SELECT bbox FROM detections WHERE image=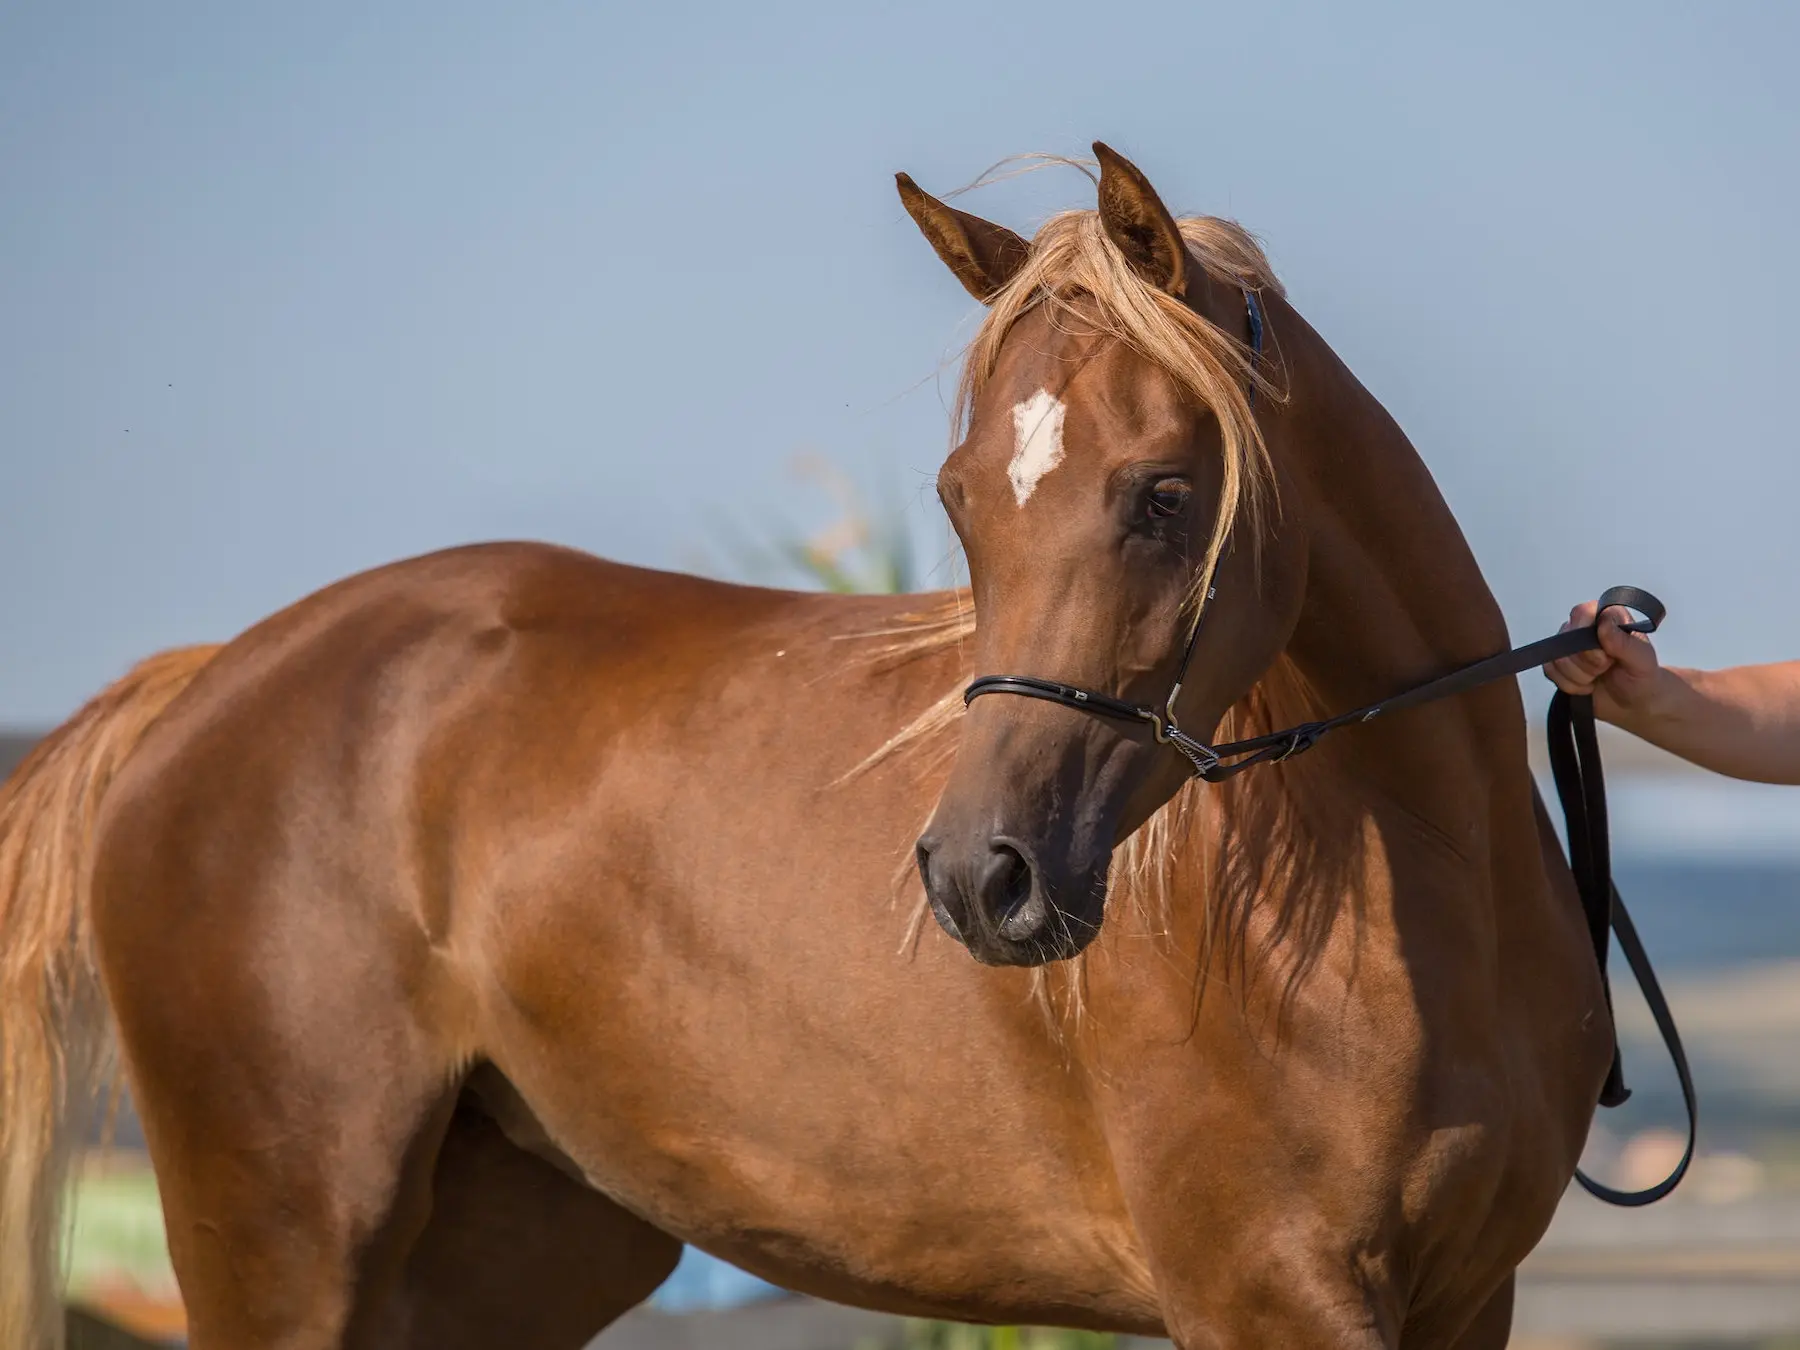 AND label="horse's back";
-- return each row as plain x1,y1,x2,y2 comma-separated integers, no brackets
88,540,813,965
